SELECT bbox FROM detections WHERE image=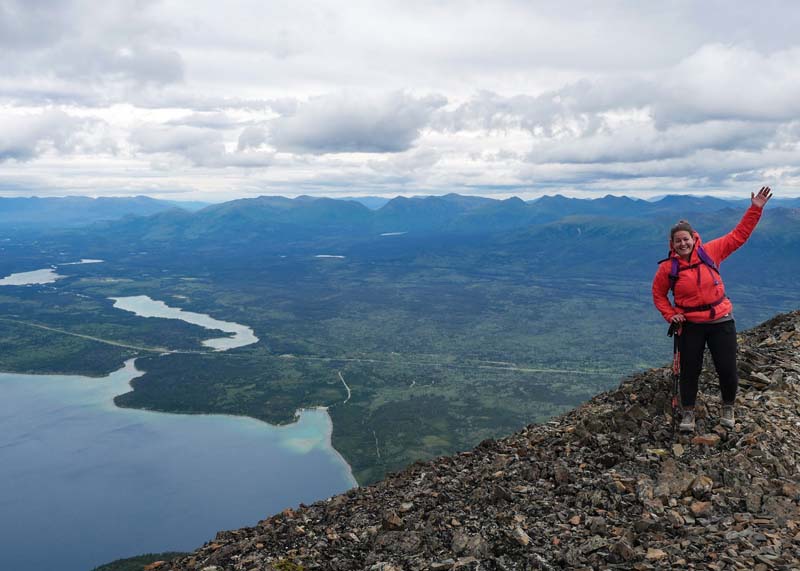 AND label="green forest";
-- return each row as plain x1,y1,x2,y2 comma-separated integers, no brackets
1,195,797,483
